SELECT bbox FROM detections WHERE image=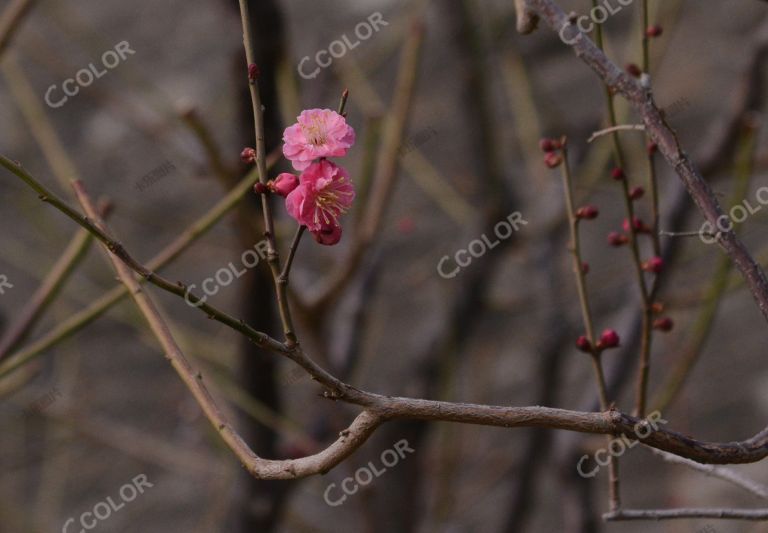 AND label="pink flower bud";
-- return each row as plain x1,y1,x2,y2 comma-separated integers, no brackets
646,25,663,38
597,329,620,350
248,63,260,81
312,224,342,246
576,205,599,220
539,138,557,152
544,151,563,168
607,232,629,247
629,186,645,200
240,147,256,164
653,317,674,332
642,256,664,274
576,336,592,353
270,173,299,197
623,216,651,234
611,167,626,181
